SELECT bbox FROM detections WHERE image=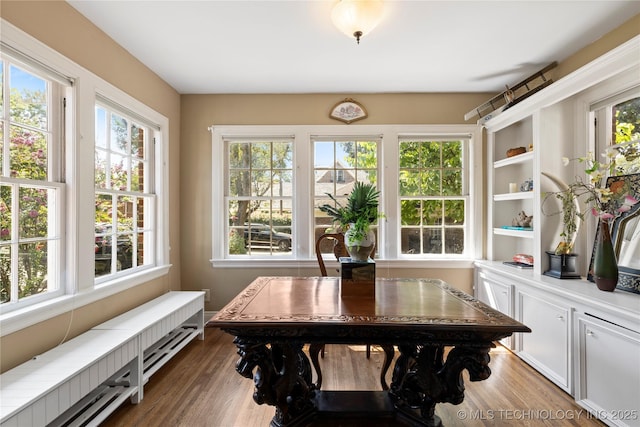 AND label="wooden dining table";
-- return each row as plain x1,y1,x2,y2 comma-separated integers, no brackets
207,276,530,427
